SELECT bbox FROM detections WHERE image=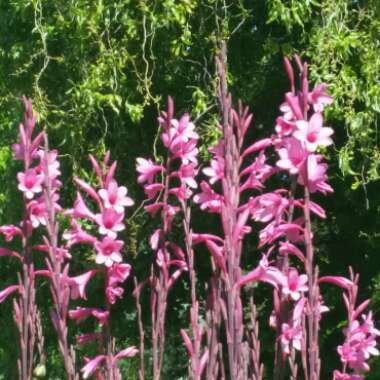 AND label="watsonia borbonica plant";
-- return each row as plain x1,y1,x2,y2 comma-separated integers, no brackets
0,49,378,380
